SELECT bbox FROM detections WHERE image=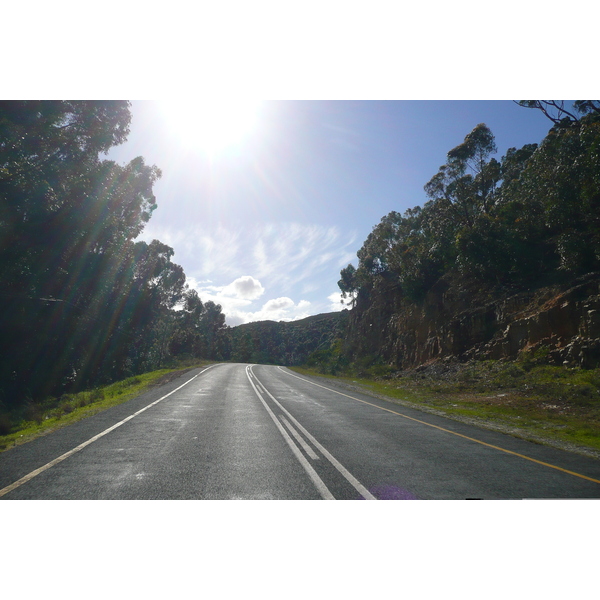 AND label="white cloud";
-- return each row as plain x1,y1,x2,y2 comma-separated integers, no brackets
328,291,348,312
246,297,311,323
263,297,294,311
186,276,311,326
143,221,357,290
142,221,359,324
222,275,265,299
